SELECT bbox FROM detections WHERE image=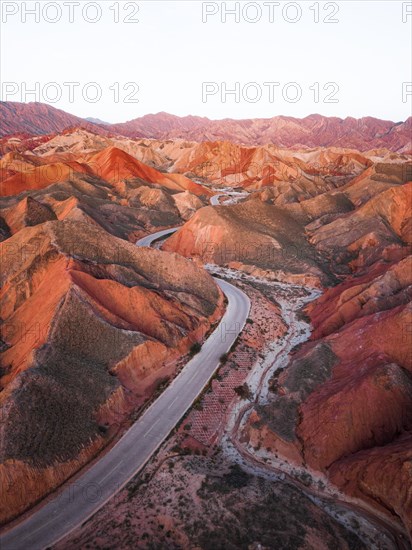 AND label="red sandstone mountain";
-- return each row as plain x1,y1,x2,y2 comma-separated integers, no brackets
0,102,111,138
0,133,220,523
0,146,210,198
0,220,224,523
112,112,412,152
84,146,211,197
162,199,328,287
1,102,411,152
161,149,412,534
0,143,211,243
112,112,208,138
243,254,412,534
163,160,411,282
164,140,373,189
